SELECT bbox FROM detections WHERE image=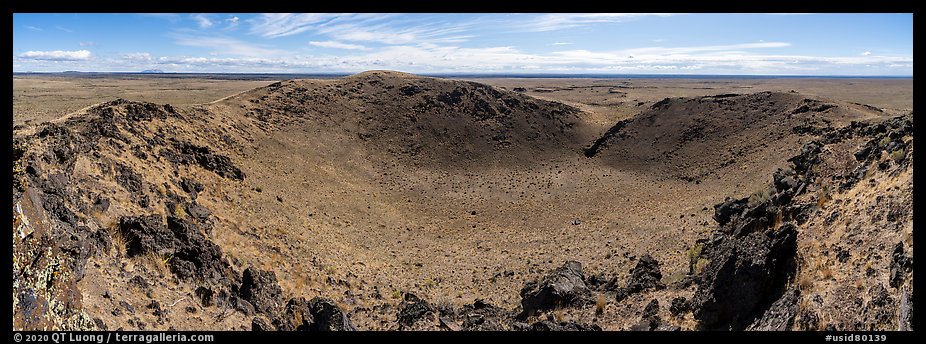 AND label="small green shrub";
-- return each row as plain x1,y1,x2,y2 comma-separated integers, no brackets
879,136,892,148
687,243,704,273
891,148,905,162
